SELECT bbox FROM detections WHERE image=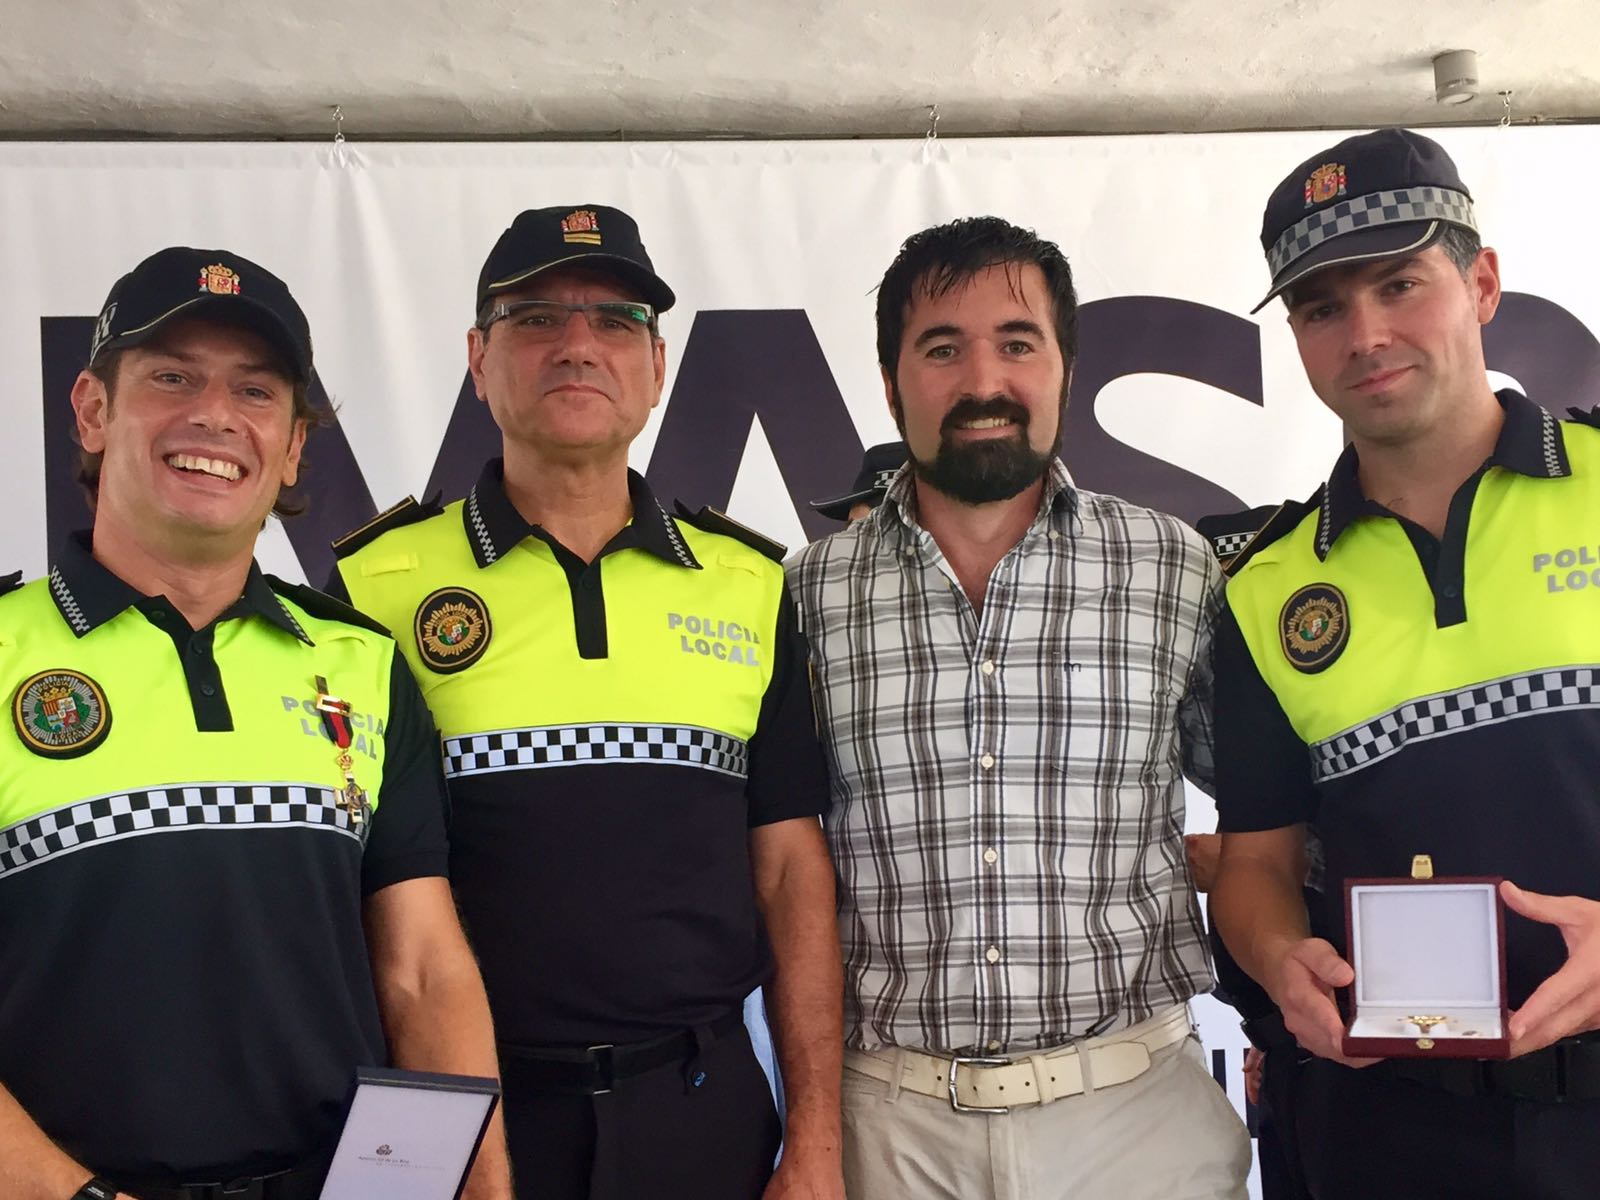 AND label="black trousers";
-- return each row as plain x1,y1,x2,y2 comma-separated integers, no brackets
1257,1047,1311,1200
1293,1057,1600,1200
503,1024,781,1200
